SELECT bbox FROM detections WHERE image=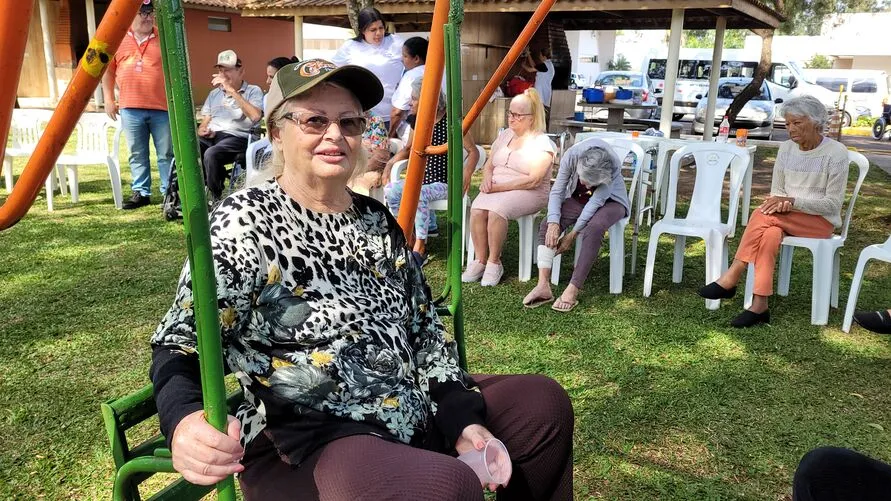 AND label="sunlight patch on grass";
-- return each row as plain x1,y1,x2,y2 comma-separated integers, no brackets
820,330,891,358
695,332,749,360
